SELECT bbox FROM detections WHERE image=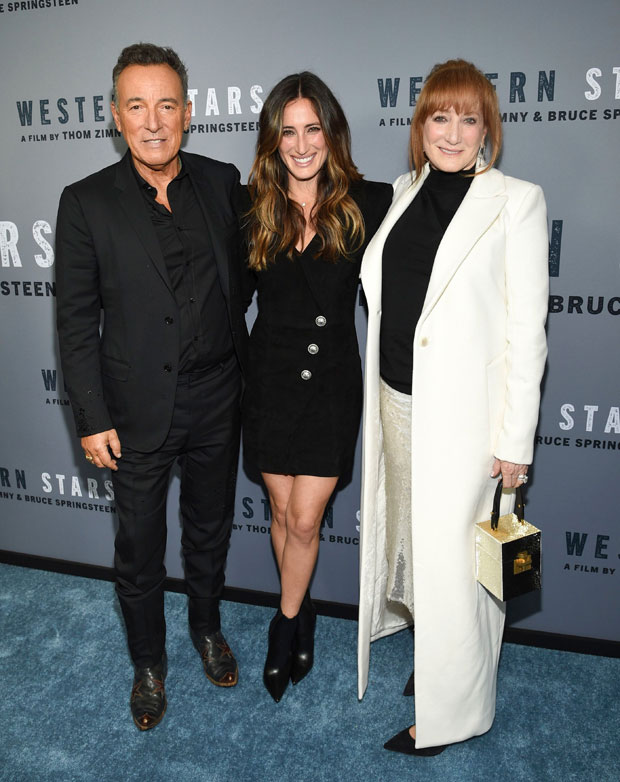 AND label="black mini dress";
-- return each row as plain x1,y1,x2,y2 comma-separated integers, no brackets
243,179,392,477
